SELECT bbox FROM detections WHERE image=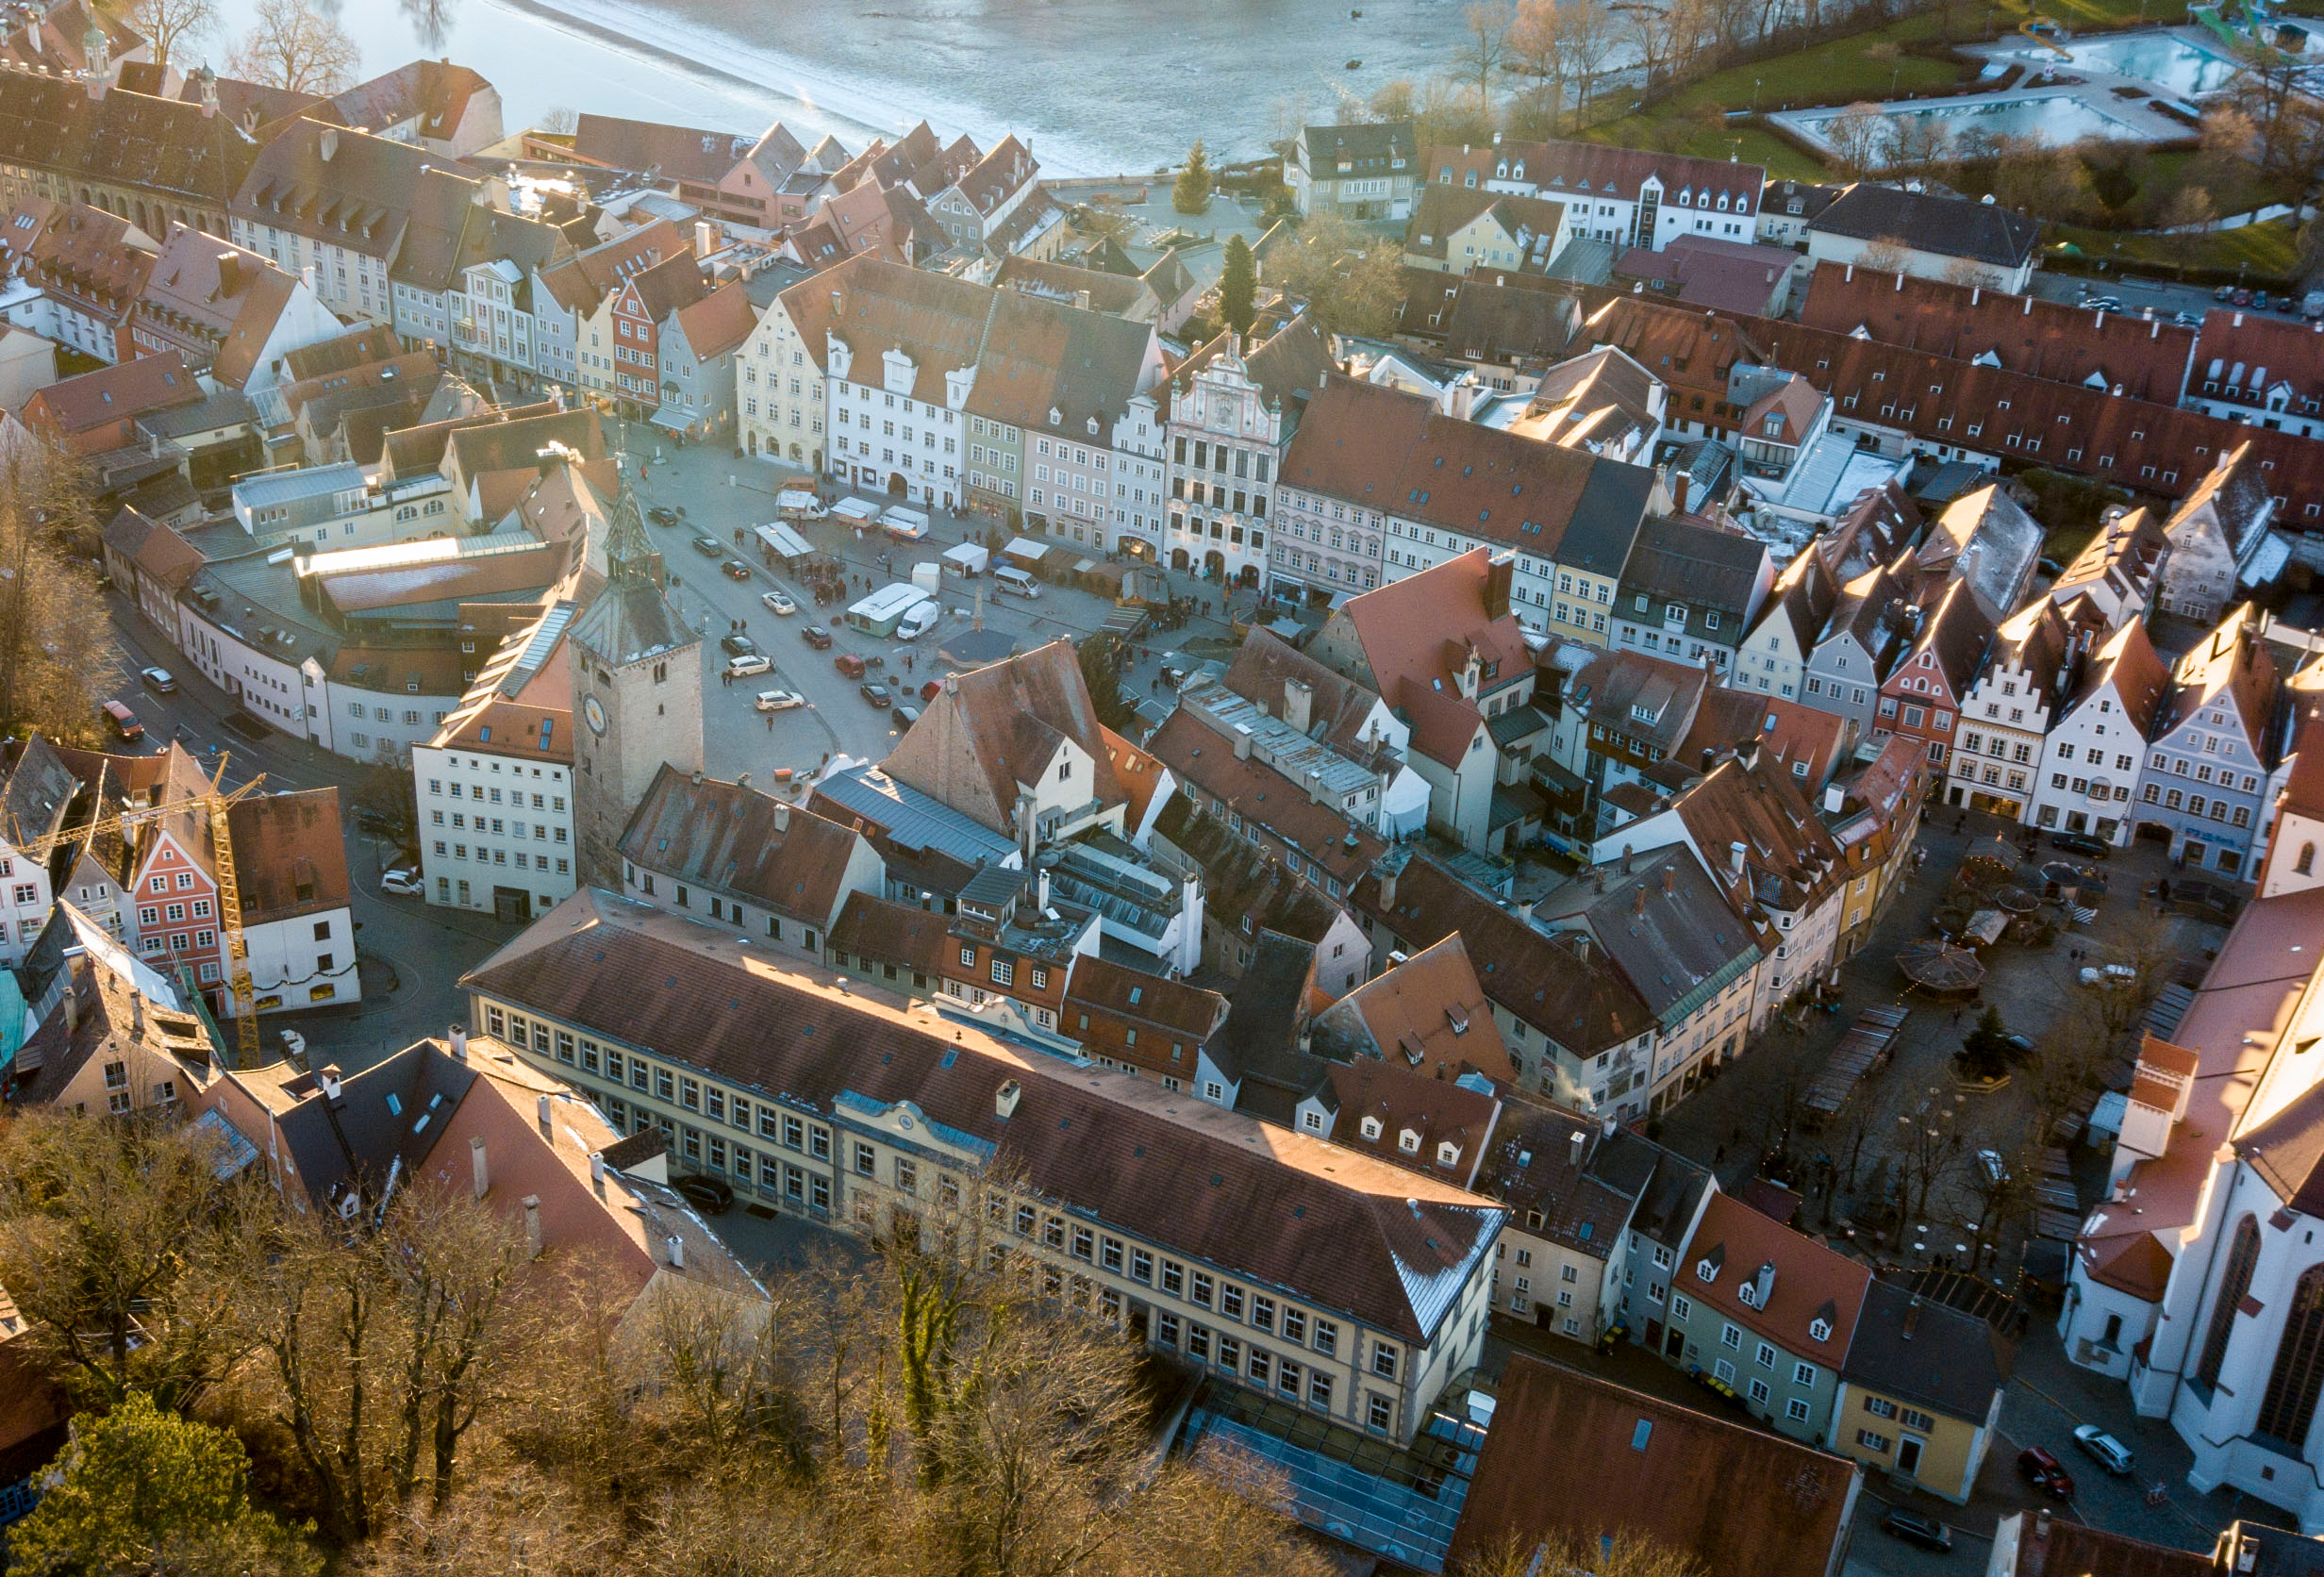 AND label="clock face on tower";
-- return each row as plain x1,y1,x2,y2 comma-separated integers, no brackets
584,695,607,736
